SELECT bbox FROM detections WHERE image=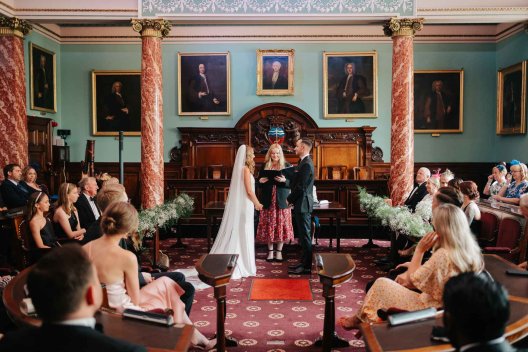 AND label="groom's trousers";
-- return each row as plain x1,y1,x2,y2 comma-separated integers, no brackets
294,208,313,269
